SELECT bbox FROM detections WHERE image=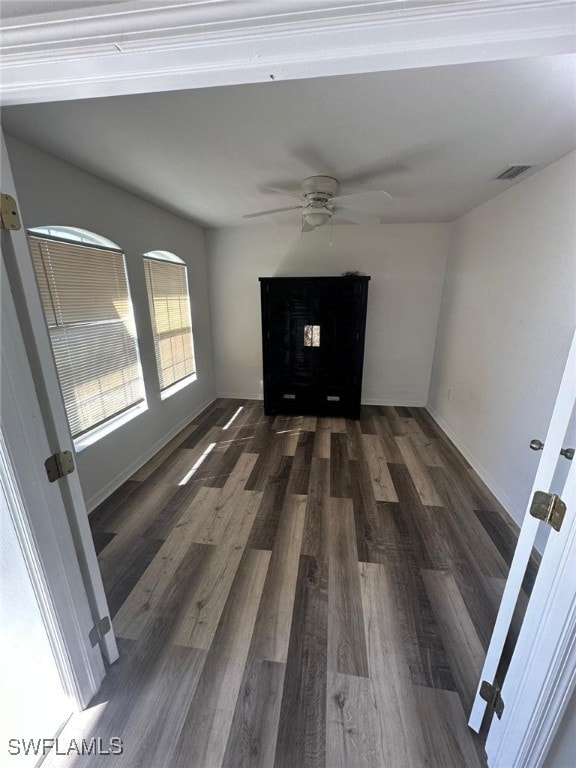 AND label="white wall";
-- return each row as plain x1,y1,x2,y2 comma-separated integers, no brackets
207,223,450,405
428,152,576,534
5,136,216,509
